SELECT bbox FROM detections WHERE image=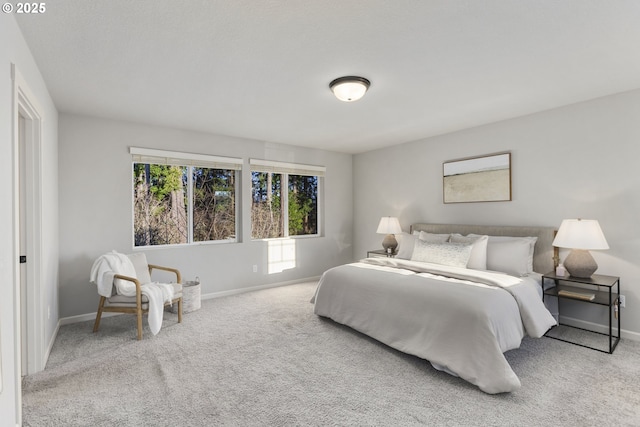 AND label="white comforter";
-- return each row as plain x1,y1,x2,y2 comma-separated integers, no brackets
312,258,557,394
